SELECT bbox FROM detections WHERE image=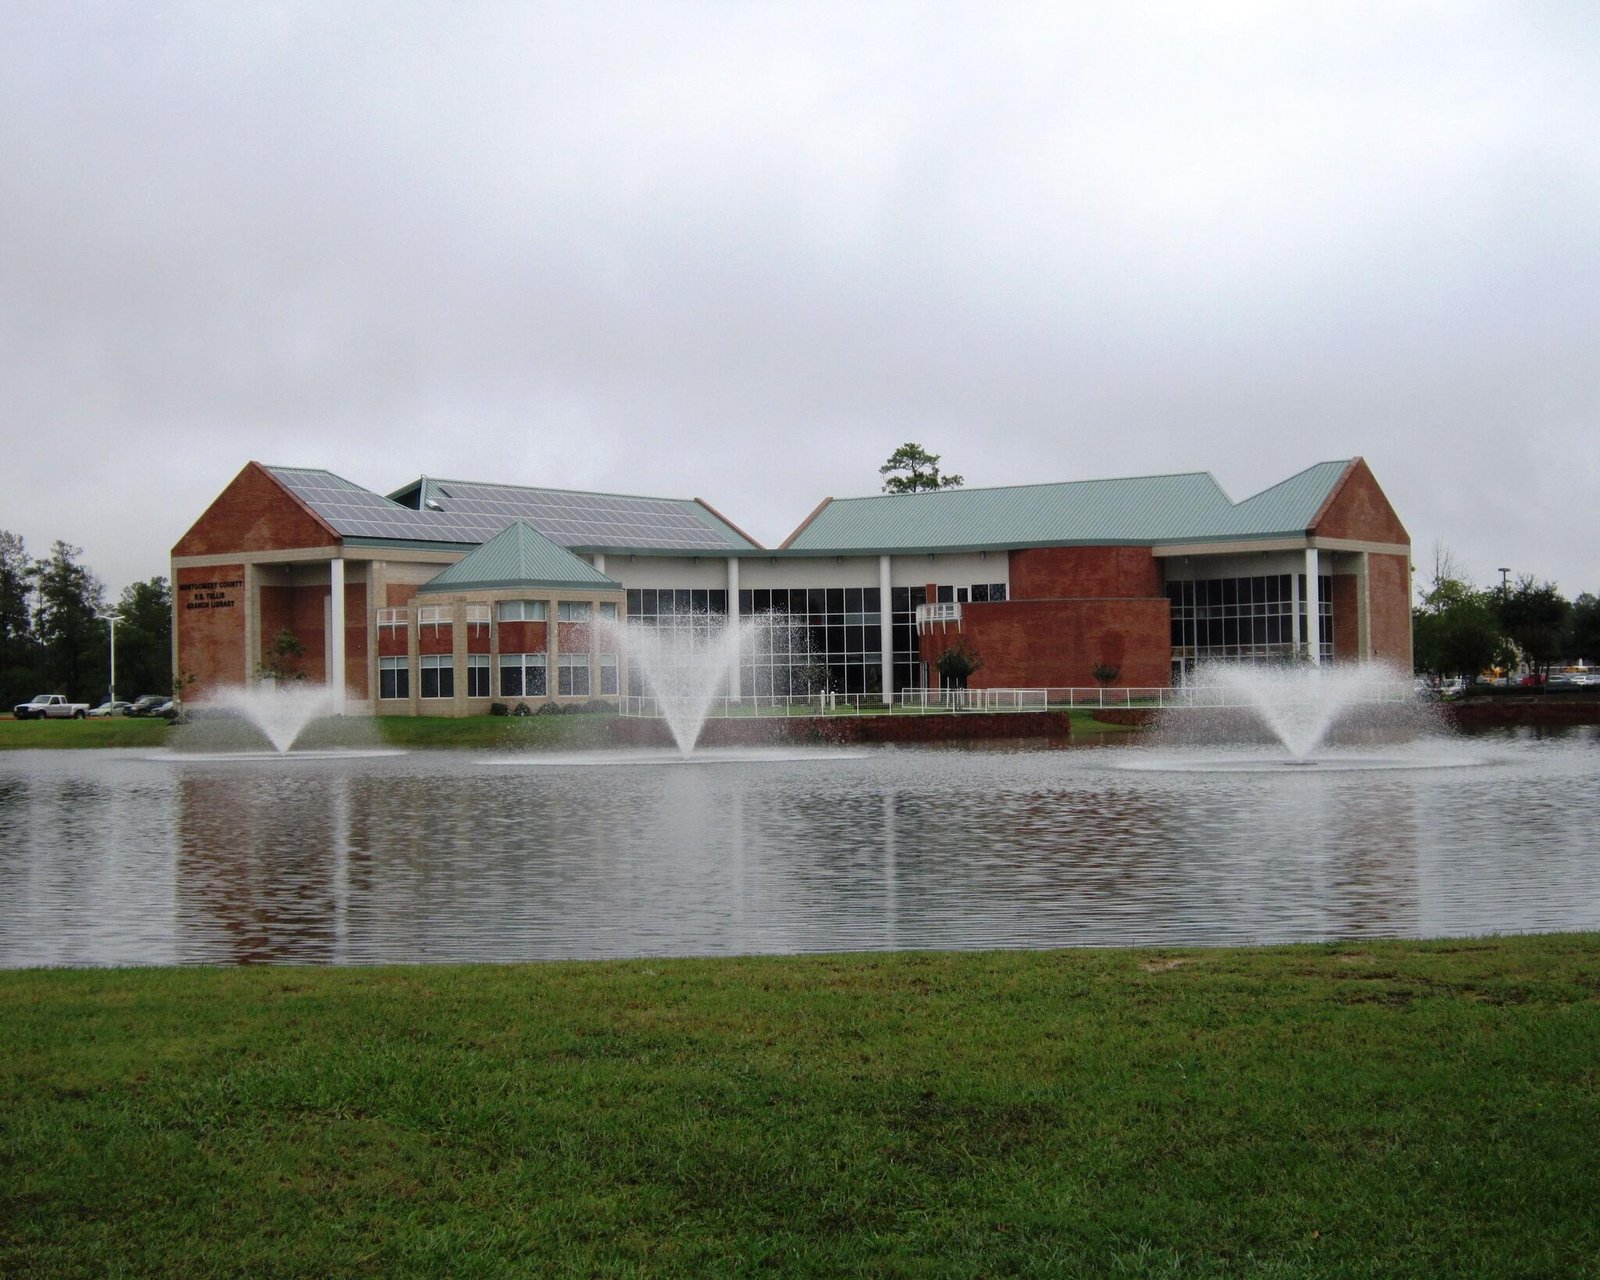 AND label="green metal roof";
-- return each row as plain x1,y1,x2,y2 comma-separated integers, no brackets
418,521,621,594
1204,460,1352,538
781,462,1356,554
